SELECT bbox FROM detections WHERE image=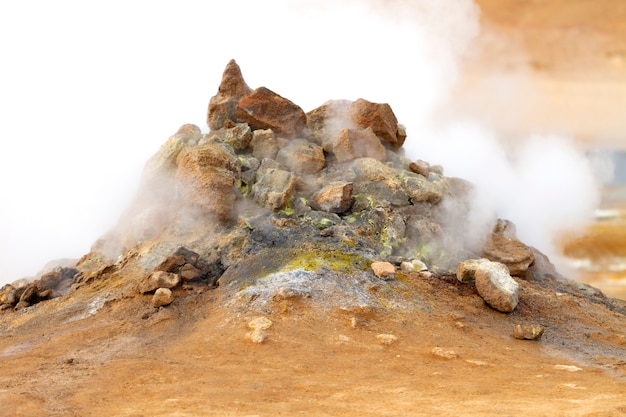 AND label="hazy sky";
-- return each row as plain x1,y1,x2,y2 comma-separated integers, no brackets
0,1,602,285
